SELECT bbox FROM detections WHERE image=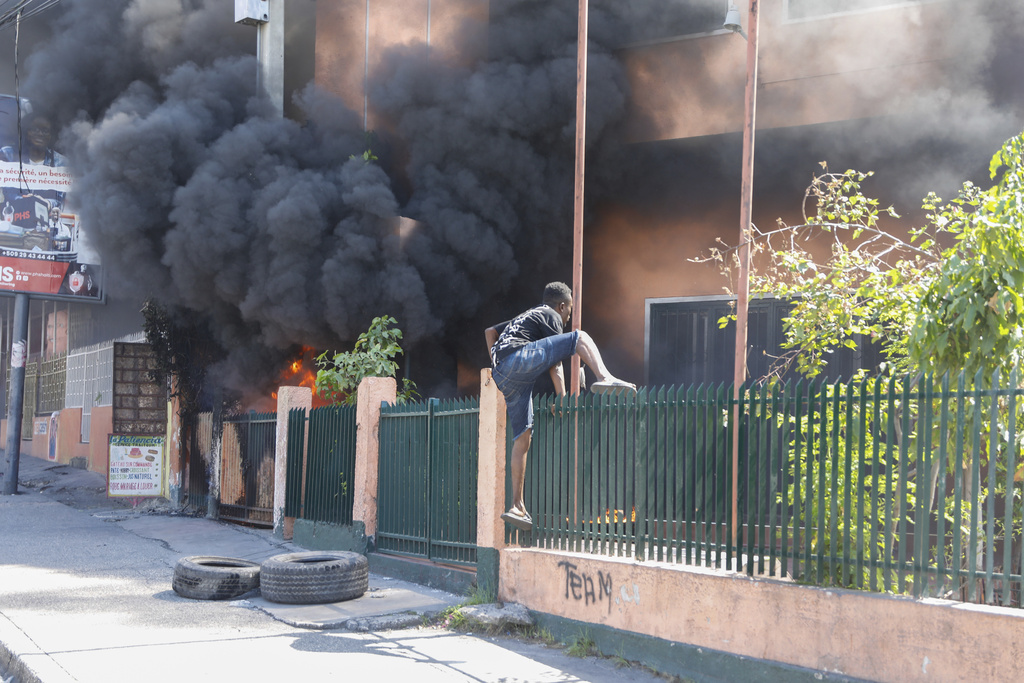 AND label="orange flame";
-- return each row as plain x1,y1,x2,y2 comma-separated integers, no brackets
273,347,330,408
